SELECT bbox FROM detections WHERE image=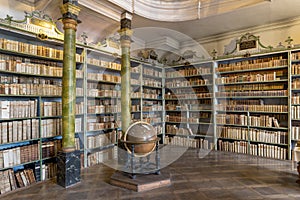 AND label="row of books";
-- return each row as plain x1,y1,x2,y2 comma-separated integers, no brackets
41,140,61,158
87,57,121,71
215,90,287,97
41,118,82,137
86,131,116,149
88,89,121,97
291,64,300,75
0,100,37,119
0,75,63,84
165,92,212,99
87,122,116,131
165,78,210,88
87,82,118,90
292,78,300,89
165,114,187,123
291,106,300,119
0,144,39,169
291,52,300,61
142,116,162,124
218,140,287,159
216,104,288,113
142,105,163,112
292,94,300,104
131,92,160,99
216,71,285,84
0,119,39,144
87,146,117,167
88,104,121,114
0,55,61,75
164,136,212,149
87,73,121,83
41,102,84,116
0,83,62,96
41,162,57,181
221,83,285,92
41,119,62,138
0,38,84,63
165,66,211,78
216,56,288,73
292,126,300,140
216,114,281,128
166,125,192,135
217,126,288,144
142,78,162,88
143,67,162,78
